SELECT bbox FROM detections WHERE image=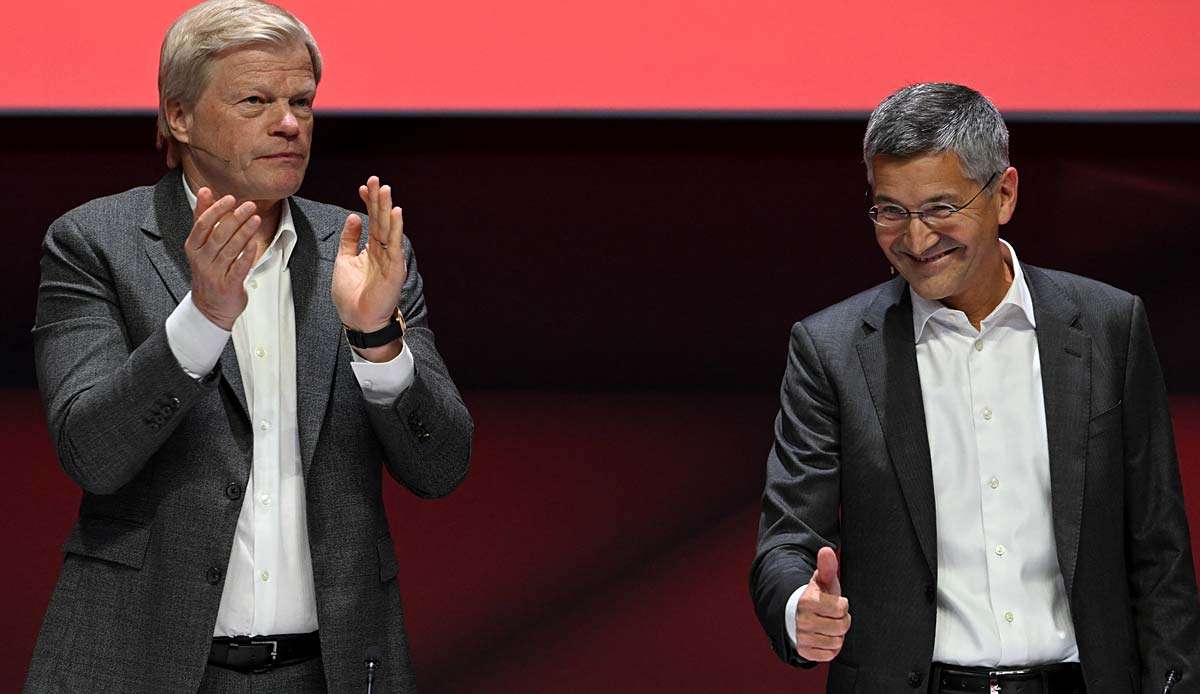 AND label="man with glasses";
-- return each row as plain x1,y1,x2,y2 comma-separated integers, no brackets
750,83,1199,693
